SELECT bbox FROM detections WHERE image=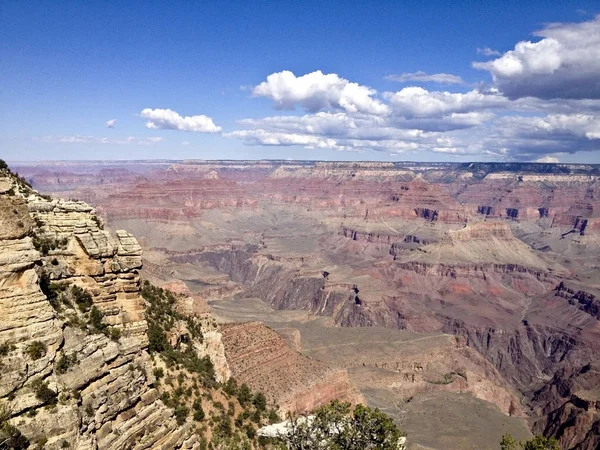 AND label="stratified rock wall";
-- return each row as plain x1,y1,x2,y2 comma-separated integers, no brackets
220,322,363,414
0,173,205,449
